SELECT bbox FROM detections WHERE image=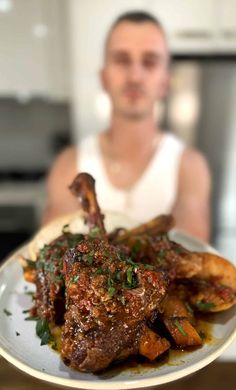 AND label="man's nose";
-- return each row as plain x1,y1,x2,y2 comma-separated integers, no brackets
127,62,145,82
